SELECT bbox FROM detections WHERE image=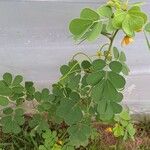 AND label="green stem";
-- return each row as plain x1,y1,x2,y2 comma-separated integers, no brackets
29,134,38,149
72,52,92,63
101,32,111,39
99,43,110,51
115,138,123,150
60,129,68,140
144,31,150,50
59,62,79,82
105,29,119,60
